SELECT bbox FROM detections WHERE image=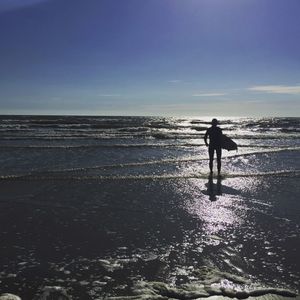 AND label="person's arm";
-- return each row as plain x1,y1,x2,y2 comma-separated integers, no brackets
204,129,209,146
